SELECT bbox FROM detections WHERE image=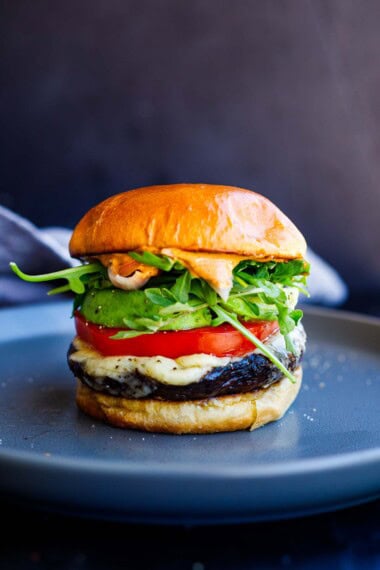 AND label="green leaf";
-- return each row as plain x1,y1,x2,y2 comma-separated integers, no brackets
123,316,162,331
230,284,264,297
272,260,309,280
189,279,204,301
201,281,218,306
9,261,104,295
290,309,303,326
189,279,218,305
72,292,85,314
277,306,297,334
244,300,261,317
111,330,153,339
159,301,207,316
144,289,174,307
258,281,283,298
47,284,73,296
233,259,309,287
234,260,271,280
171,270,192,303
128,251,175,271
254,264,273,279
212,306,297,384
211,315,225,327
222,297,260,320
